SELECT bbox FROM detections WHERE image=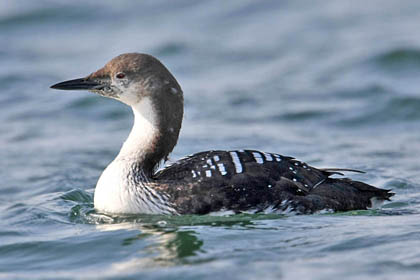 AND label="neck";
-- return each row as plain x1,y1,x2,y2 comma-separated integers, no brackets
116,97,159,175
116,93,183,177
